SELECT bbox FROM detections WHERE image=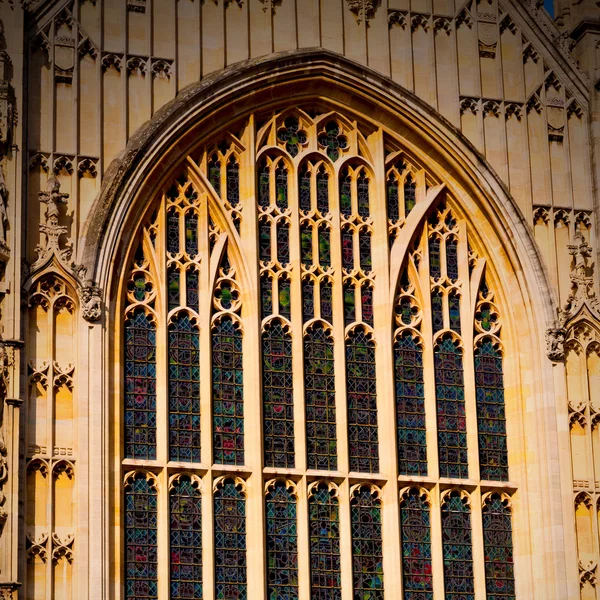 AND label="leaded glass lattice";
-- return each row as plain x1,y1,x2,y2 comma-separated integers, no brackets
125,311,157,460
387,173,399,222
304,324,337,471
214,479,247,600
320,279,333,323
483,494,515,600
316,169,329,214
347,328,379,473
186,267,199,313
395,334,427,476
227,158,240,209
435,337,468,479
400,488,433,600
265,481,299,600
404,177,416,215
308,483,341,599
476,340,509,481
262,320,295,468
168,313,201,463
125,473,158,599
351,486,384,599
170,476,202,599
212,318,244,466
302,278,315,322
441,492,474,600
